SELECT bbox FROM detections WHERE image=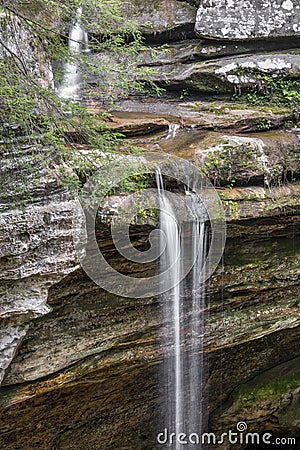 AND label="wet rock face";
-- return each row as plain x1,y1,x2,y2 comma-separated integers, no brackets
0,361,159,450
195,0,300,41
210,356,300,450
194,130,300,187
212,357,300,425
